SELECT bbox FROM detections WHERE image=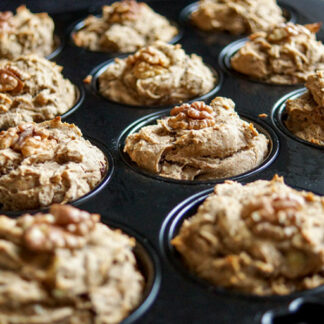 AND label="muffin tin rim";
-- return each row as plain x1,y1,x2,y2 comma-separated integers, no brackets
117,108,279,185
68,12,184,55
46,33,65,60
87,56,223,109
102,219,162,324
271,88,324,150
1,135,114,217
159,184,324,301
